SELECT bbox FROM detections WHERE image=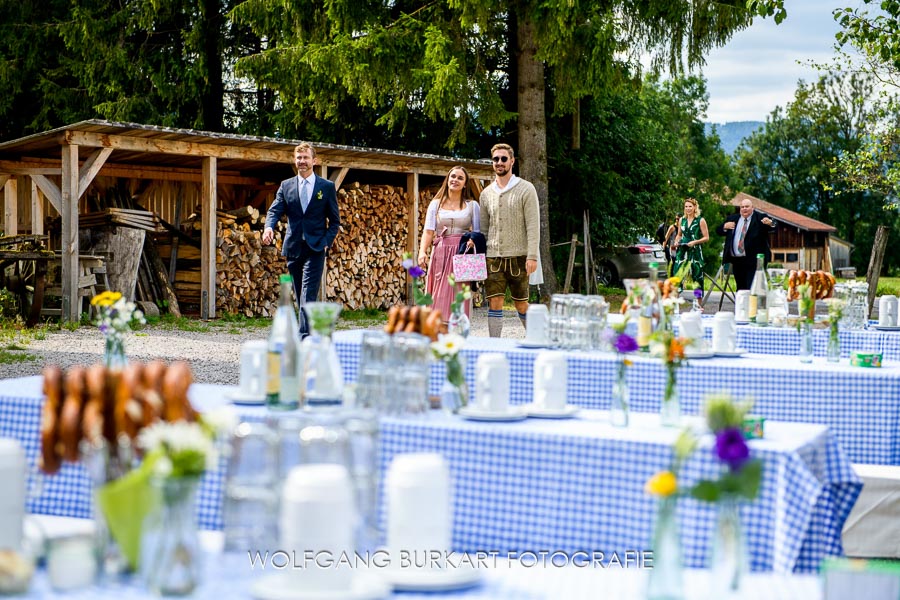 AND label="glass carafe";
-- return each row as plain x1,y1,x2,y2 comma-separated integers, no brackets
301,302,345,407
